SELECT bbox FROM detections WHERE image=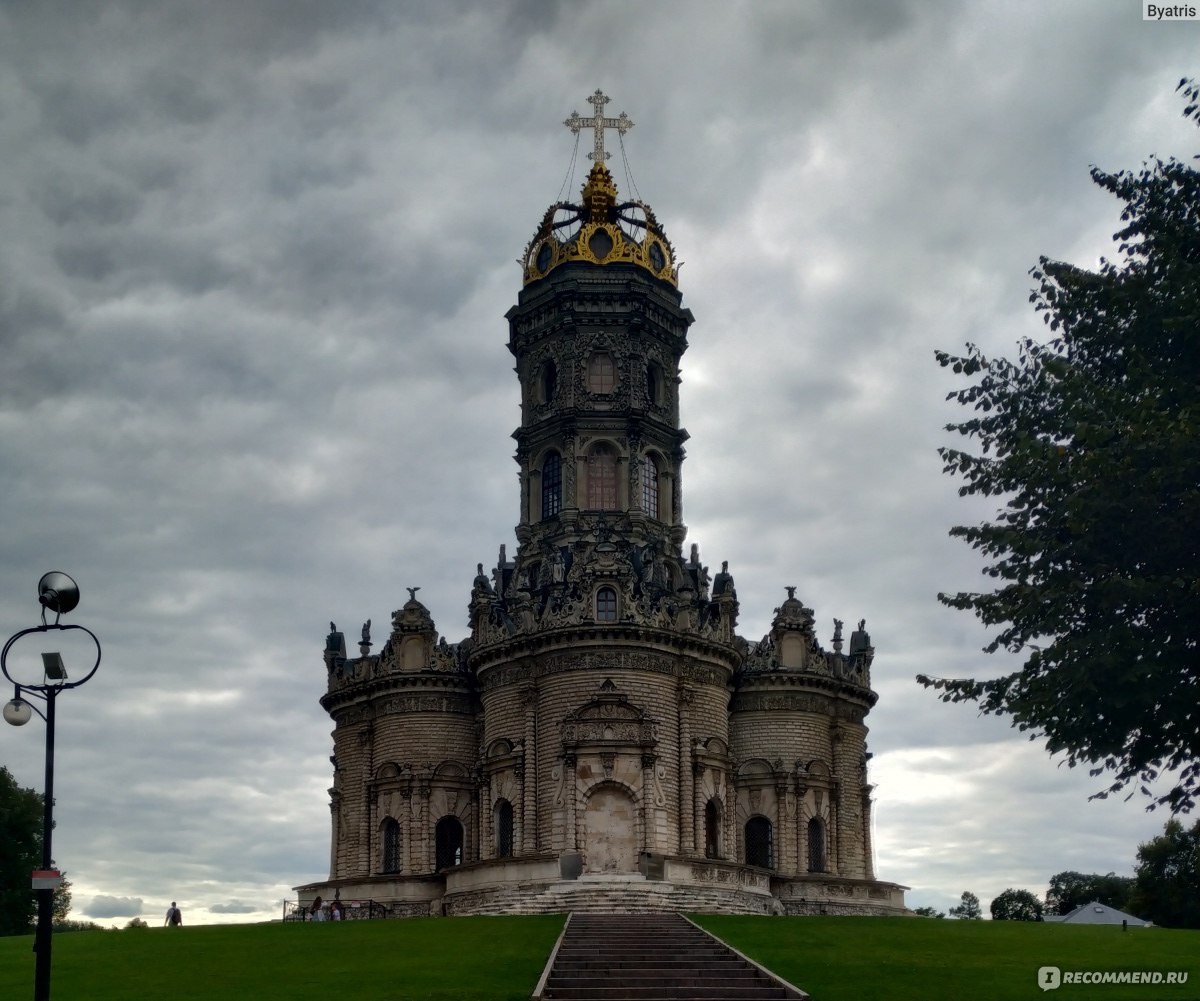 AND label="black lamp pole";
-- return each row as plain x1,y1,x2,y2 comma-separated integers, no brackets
34,687,56,1001
2,573,100,1001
